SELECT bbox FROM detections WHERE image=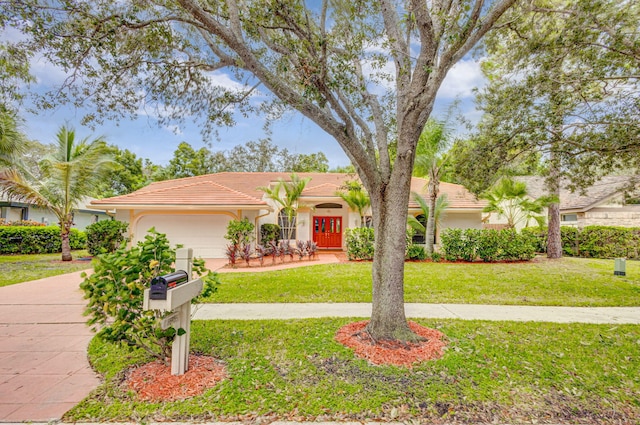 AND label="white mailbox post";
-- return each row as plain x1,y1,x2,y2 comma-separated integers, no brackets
143,248,203,375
